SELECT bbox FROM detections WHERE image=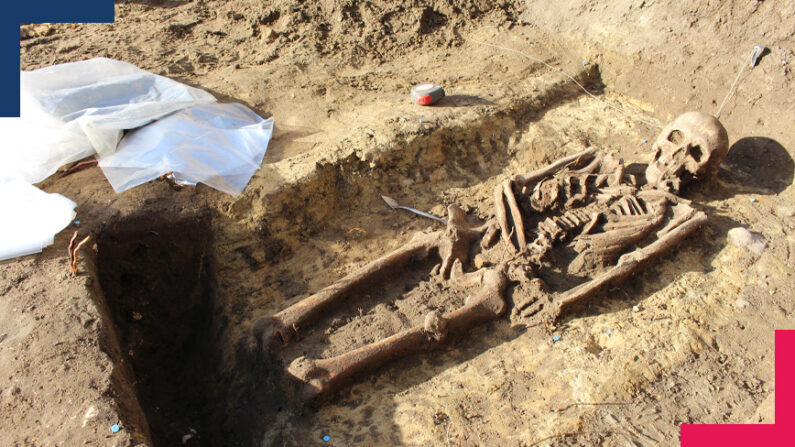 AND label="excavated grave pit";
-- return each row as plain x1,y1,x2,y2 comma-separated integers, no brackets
96,214,219,445
91,67,676,446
